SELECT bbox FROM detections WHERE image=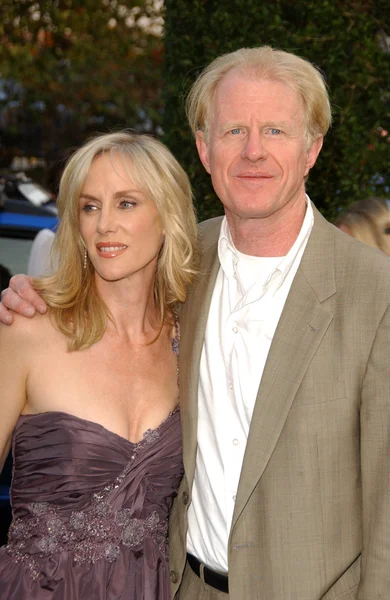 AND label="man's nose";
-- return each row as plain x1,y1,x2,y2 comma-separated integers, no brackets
96,207,118,234
241,131,267,162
